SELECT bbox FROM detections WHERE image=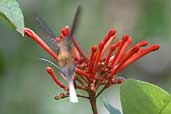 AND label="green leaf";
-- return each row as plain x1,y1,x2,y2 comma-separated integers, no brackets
120,79,171,114
0,0,24,36
104,99,121,114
